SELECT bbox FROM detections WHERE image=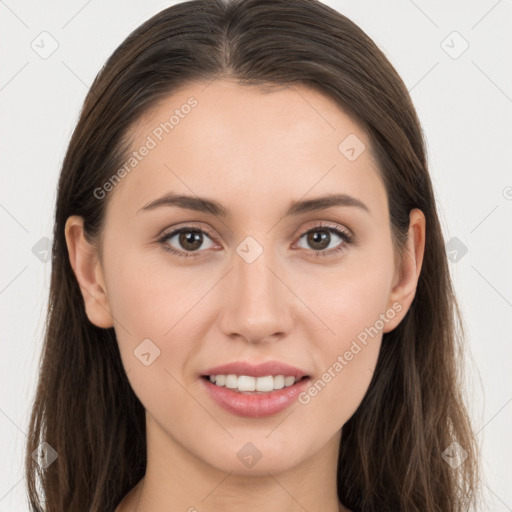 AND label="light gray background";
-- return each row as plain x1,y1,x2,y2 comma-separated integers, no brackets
1,1,511,510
